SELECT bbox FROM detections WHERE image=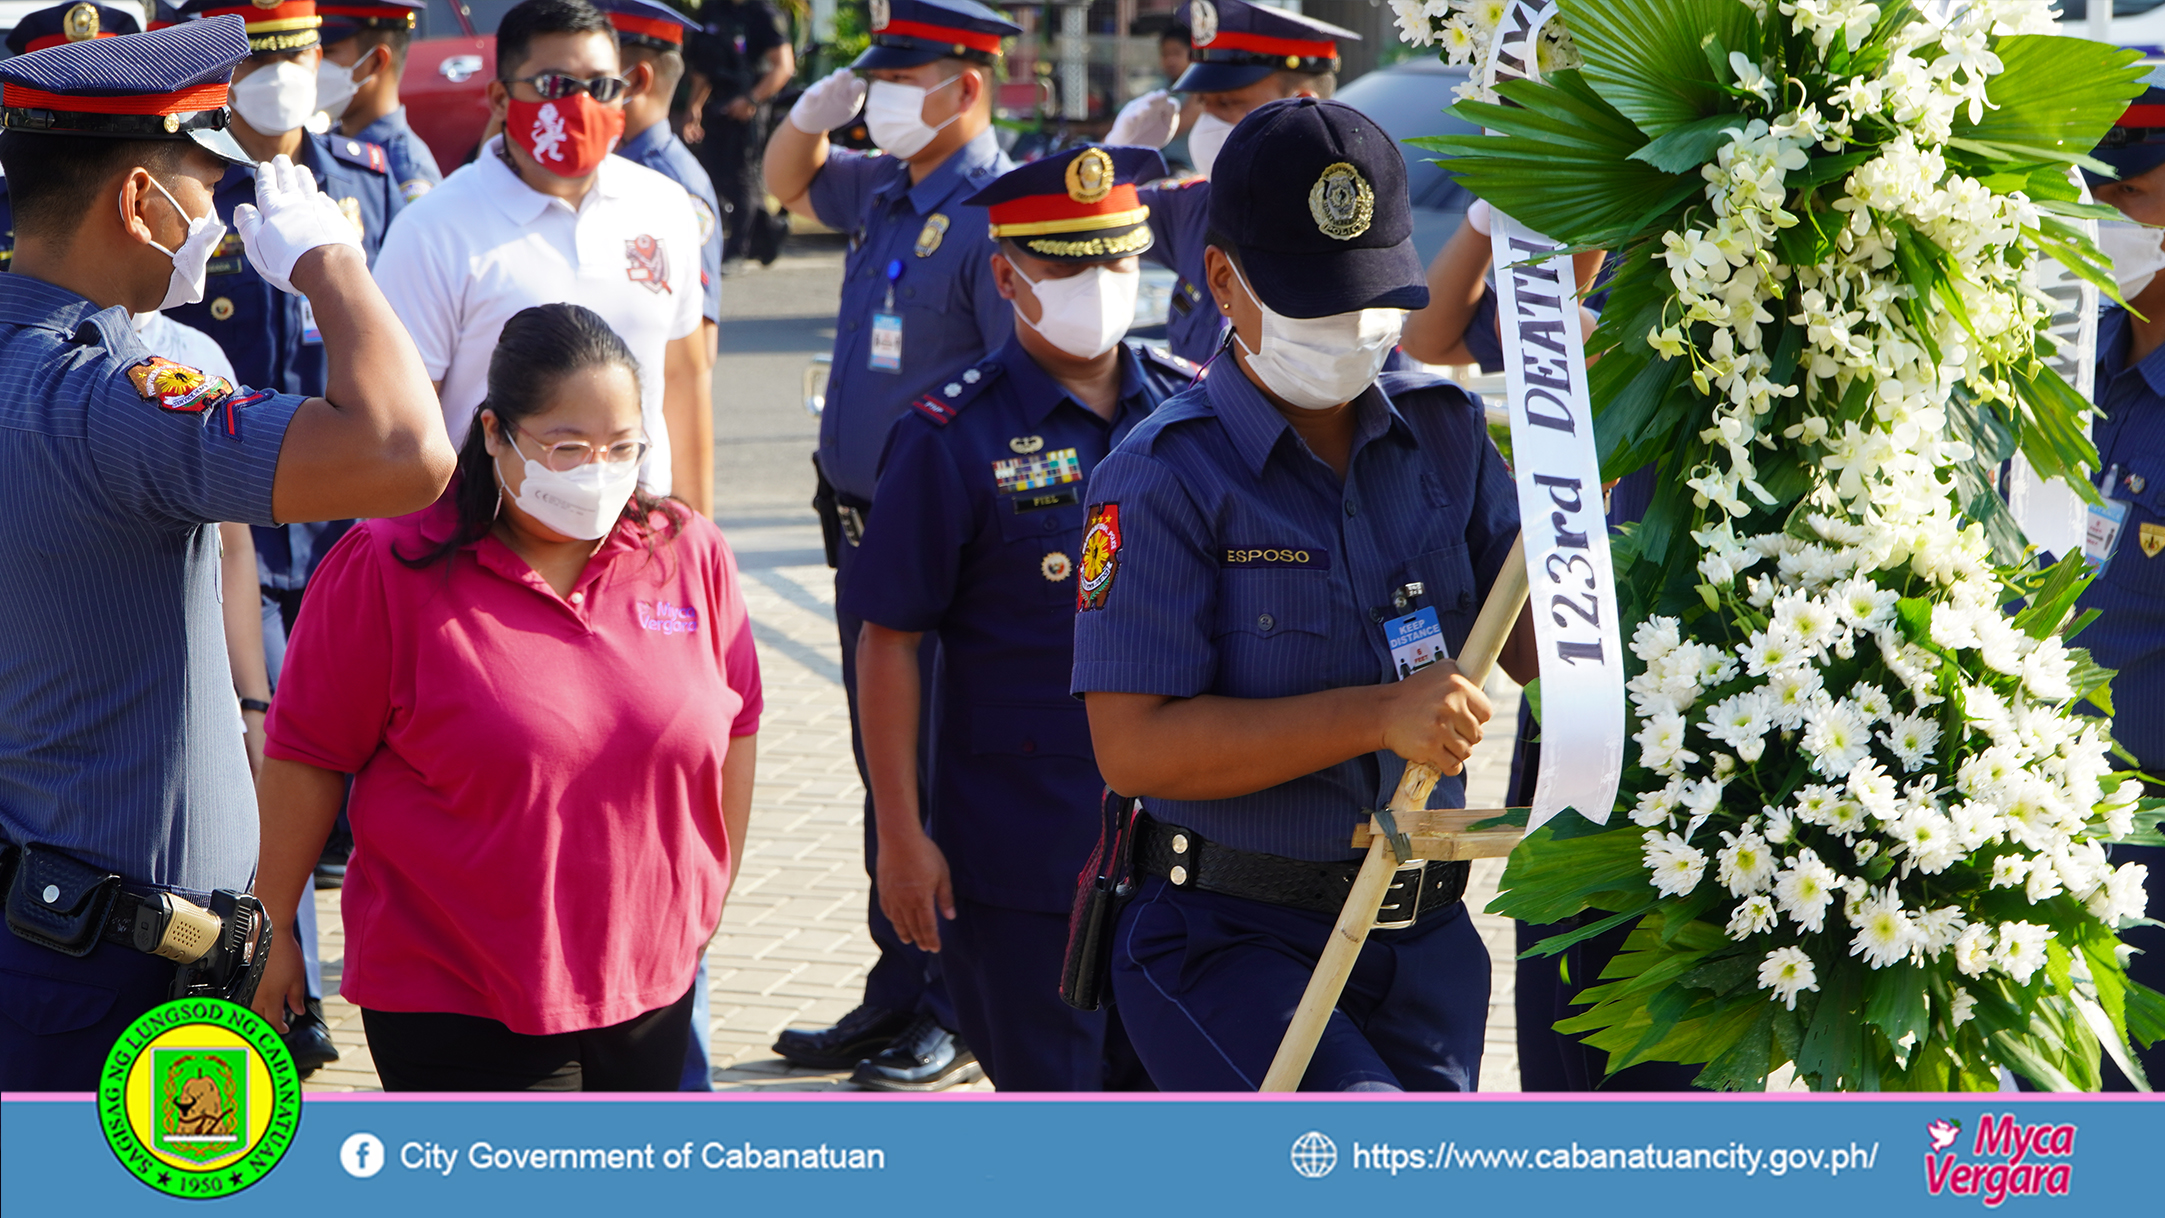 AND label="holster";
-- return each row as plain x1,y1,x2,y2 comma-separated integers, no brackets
811,453,842,569
1060,787,1141,1012
5,844,122,957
